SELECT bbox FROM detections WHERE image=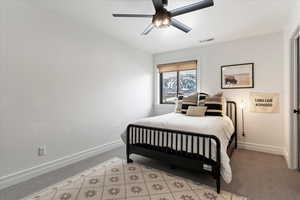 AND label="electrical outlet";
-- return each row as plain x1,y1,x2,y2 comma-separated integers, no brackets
38,146,46,156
